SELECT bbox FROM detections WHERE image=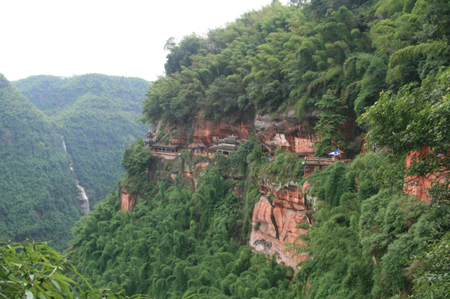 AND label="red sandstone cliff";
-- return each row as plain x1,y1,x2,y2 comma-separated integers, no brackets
404,146,450,202
121,188,134,211
164,111,253,148
128,110,360,270
254,111,318,156
249,182,310,269
153,109,323,156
